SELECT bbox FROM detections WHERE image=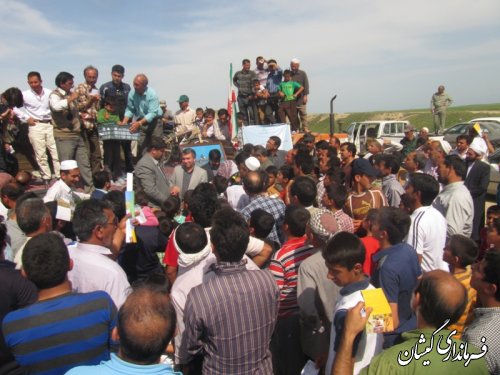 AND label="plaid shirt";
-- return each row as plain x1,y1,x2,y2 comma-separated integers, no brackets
463,307,500,374
183,261,279,374
240,195,286,245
